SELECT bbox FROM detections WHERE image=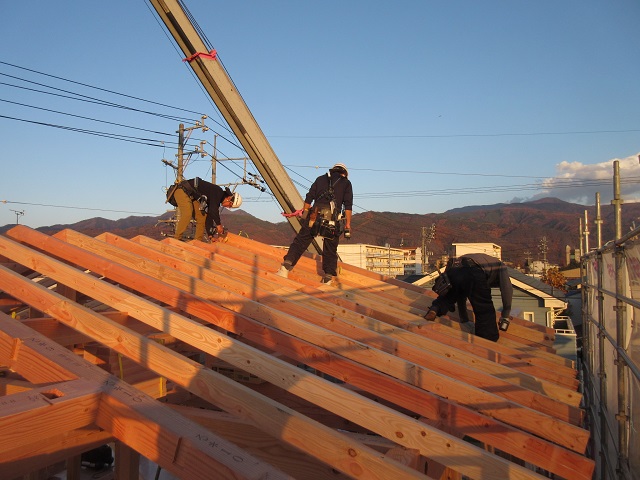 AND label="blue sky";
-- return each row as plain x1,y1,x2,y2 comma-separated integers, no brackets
2,1,640,231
